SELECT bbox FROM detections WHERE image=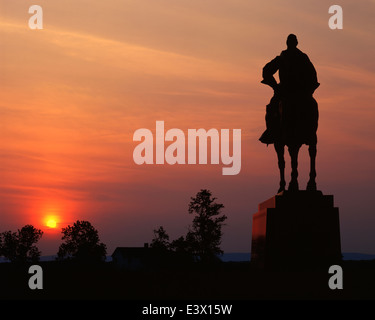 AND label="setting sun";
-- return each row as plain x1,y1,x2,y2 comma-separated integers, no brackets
45,217,58,229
